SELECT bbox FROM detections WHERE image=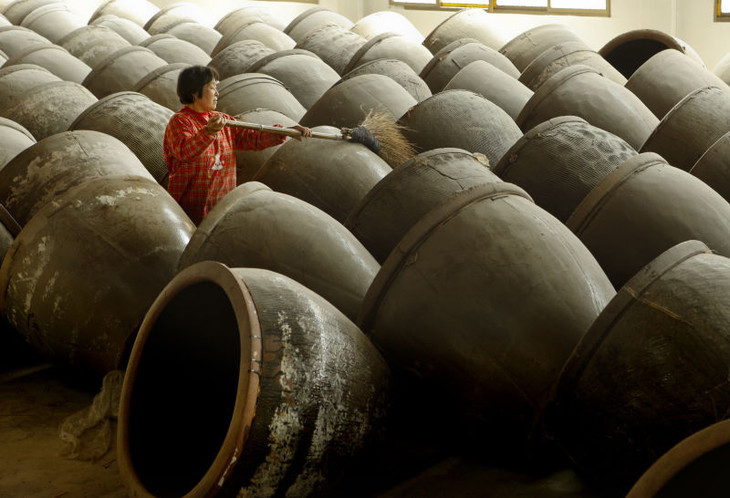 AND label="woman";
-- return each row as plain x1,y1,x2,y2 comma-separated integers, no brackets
163,65,311,224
